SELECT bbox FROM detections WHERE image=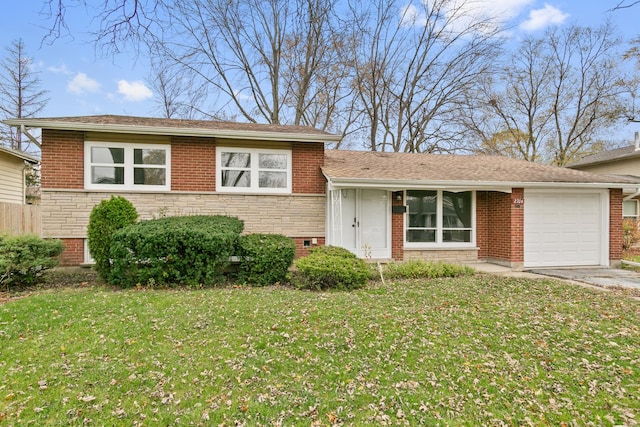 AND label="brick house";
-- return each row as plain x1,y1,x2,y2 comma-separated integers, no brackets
3,115,635,269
